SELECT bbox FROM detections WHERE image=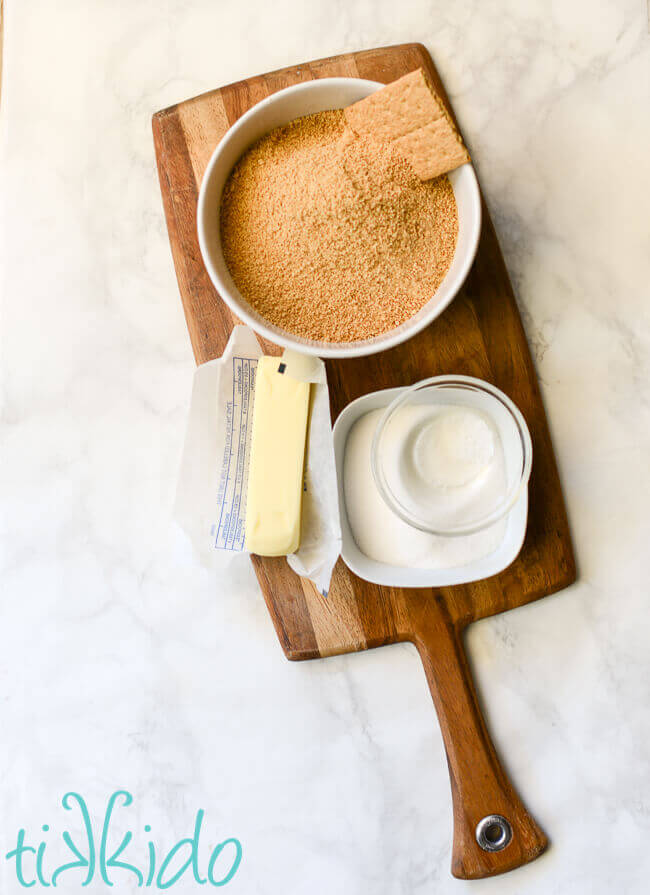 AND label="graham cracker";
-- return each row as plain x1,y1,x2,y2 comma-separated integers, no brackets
344,68,470,180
